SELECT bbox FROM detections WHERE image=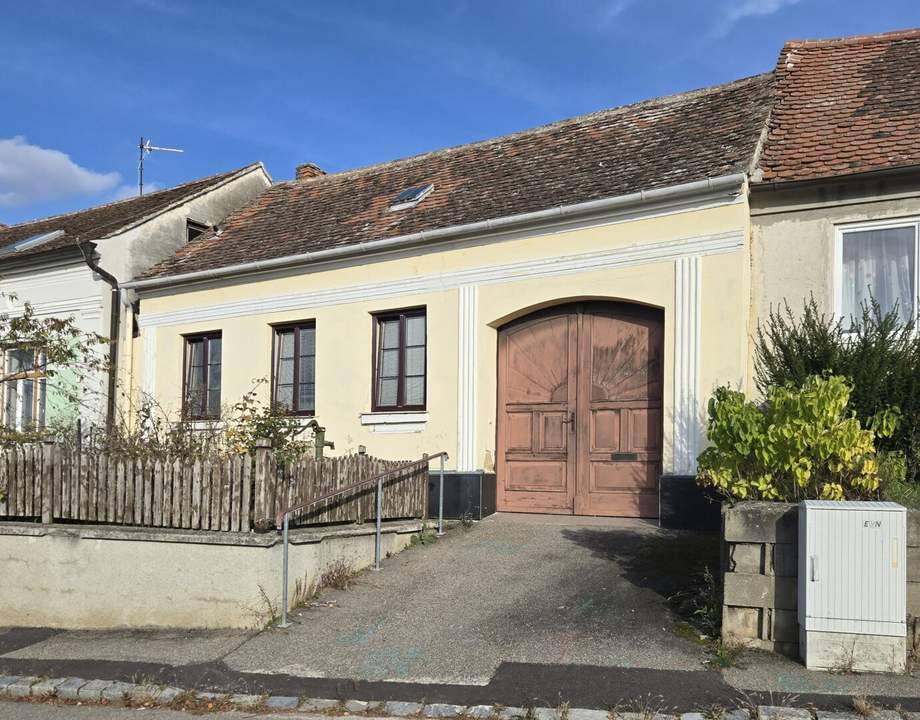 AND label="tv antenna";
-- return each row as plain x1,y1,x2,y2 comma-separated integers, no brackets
138,137,184,195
